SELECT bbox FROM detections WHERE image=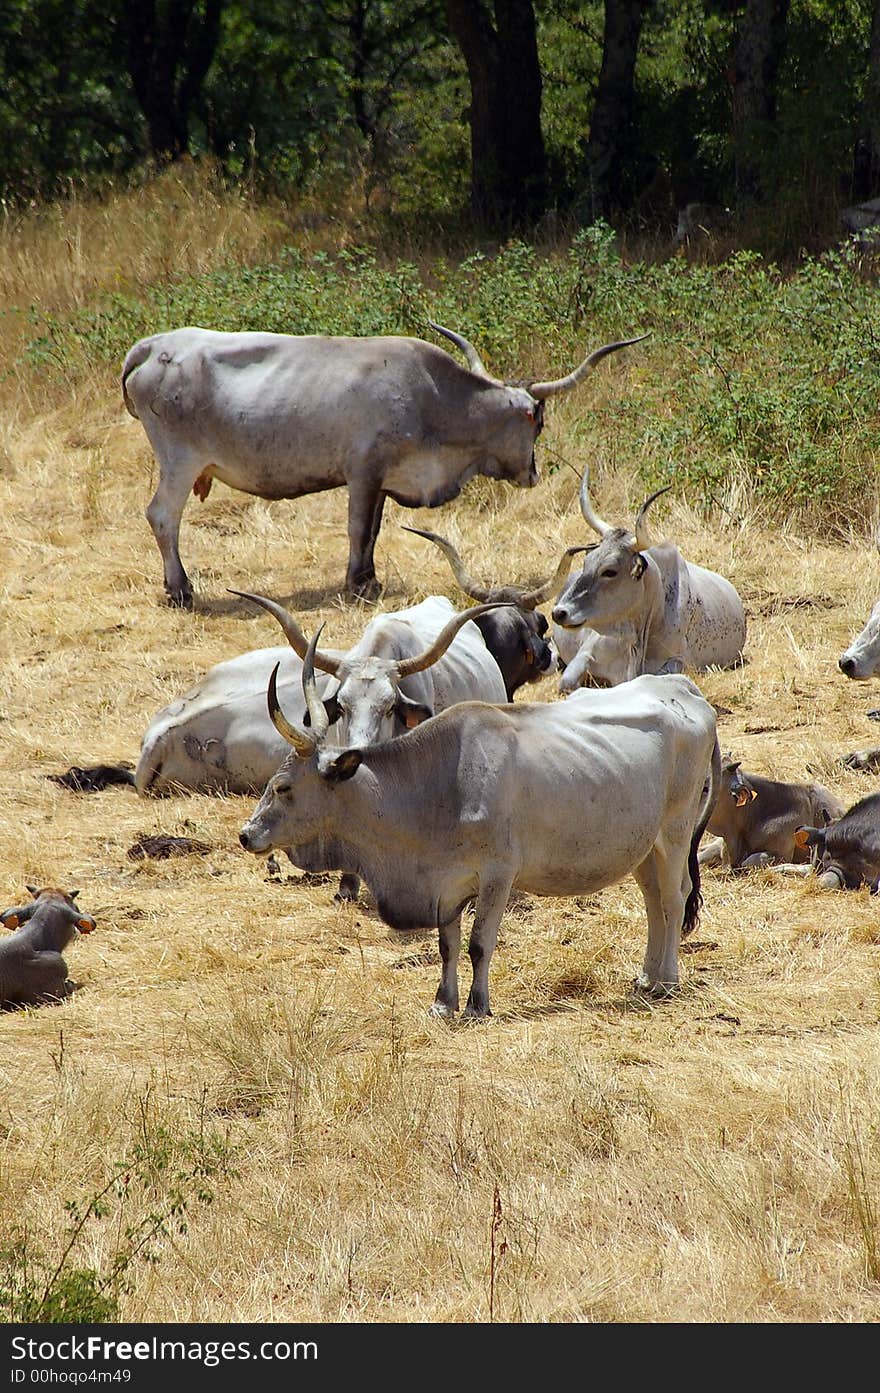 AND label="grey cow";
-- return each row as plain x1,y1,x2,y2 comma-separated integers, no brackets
239,632,720,1017
122,323,644,606
0,887,96,1008
551,468,746,688
699,756,846,869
